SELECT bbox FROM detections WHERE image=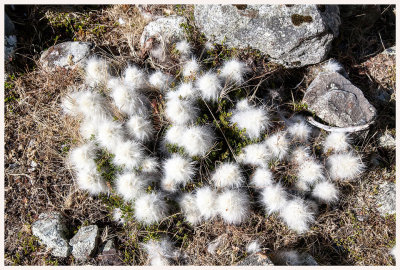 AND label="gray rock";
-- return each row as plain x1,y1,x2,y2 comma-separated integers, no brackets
98,239,123,265
383,46,396,56
140,16,187,48
40,41,93,71
236,252,274,266
31,212,71,258
272,250,318,265
5,13,15,36
194,5,340,67
69,225,99,261
303,71,377,127
379,132,396,149
5,35,17,62
376,182,396,216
